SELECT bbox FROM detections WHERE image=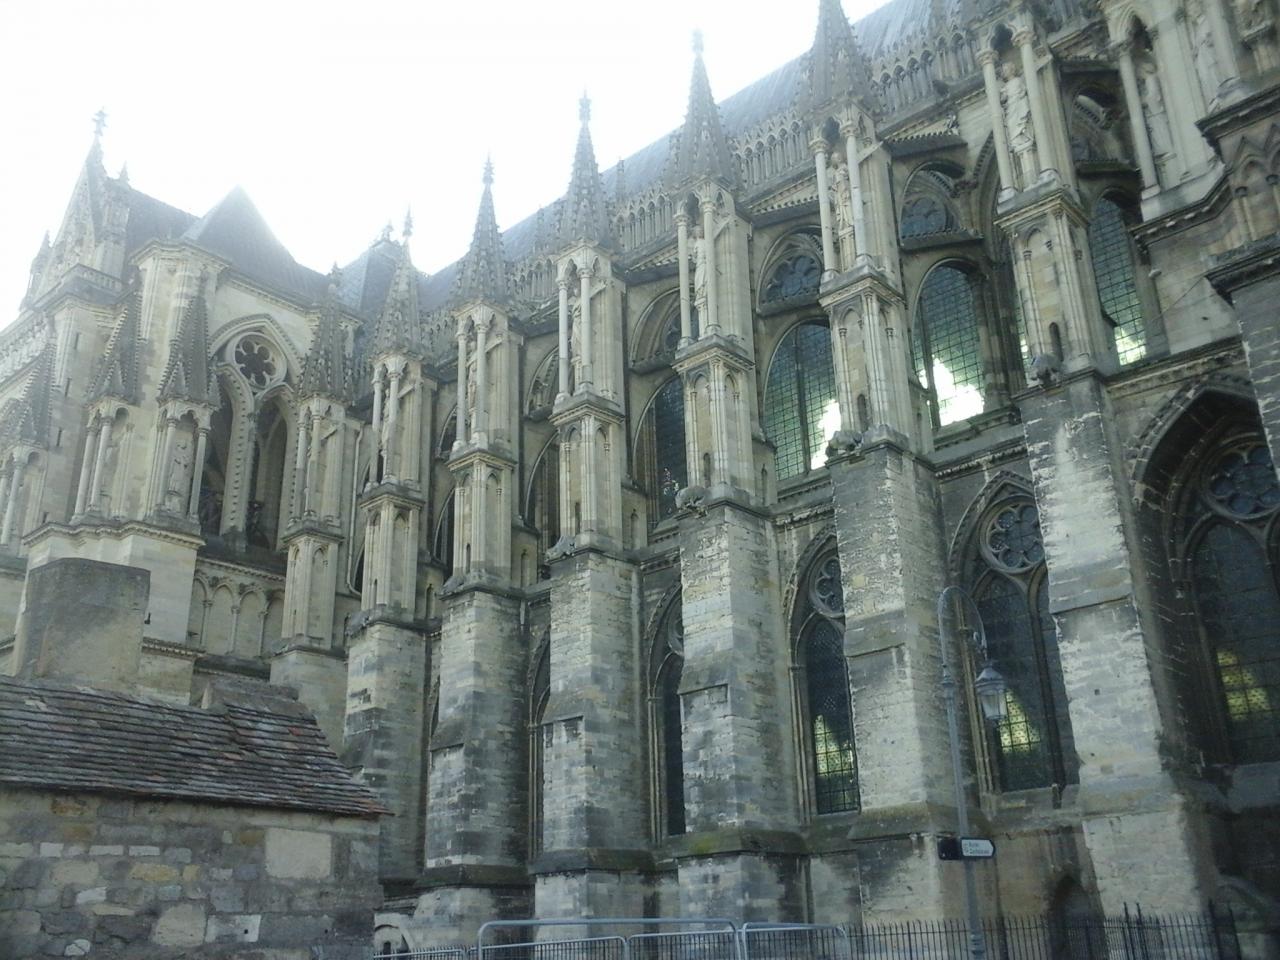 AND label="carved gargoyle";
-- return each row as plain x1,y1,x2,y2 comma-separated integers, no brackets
827,430,862,458
675,485,709,515
1031,354,1062,387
